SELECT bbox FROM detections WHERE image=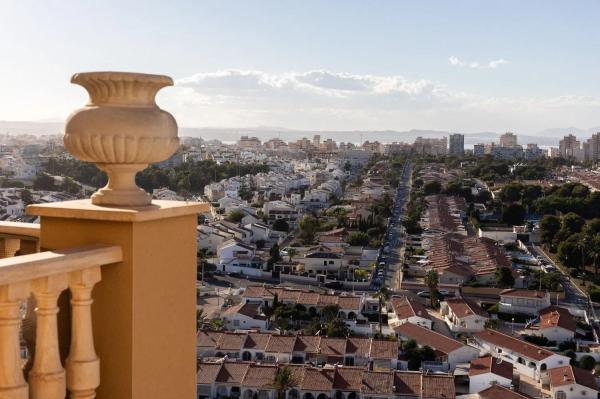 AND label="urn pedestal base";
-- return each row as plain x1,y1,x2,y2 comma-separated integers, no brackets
92,163,151,206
